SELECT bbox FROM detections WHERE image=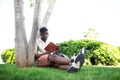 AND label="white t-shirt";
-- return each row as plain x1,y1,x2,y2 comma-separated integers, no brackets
35,38,50,54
